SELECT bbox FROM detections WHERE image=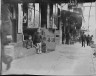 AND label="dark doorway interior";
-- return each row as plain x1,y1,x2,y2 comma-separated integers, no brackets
41,3,47,28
